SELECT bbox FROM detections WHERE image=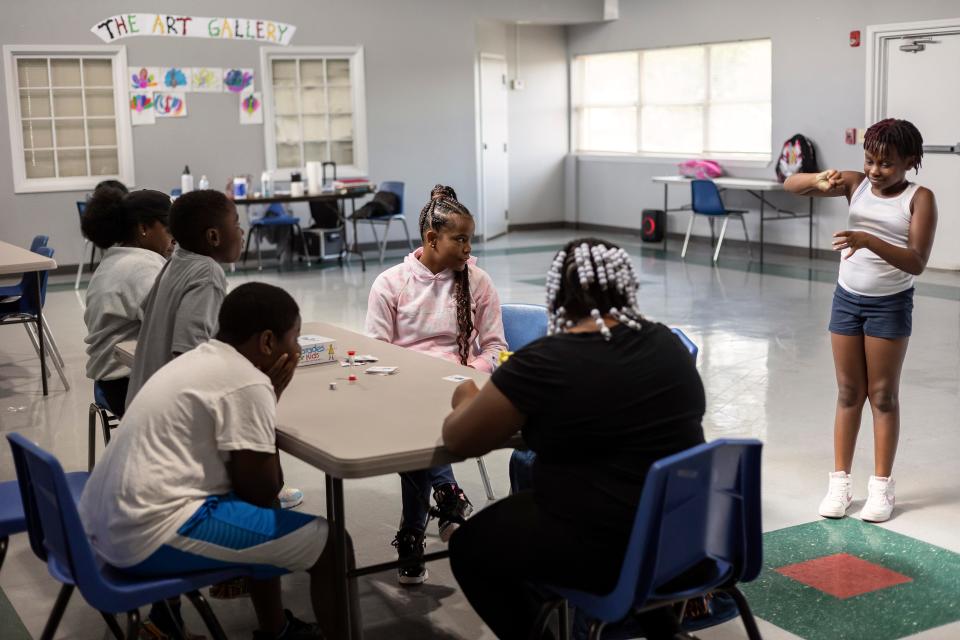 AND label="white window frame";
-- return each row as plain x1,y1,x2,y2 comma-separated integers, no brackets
572,39,772,164
260,46,368,178
3,44,134,194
